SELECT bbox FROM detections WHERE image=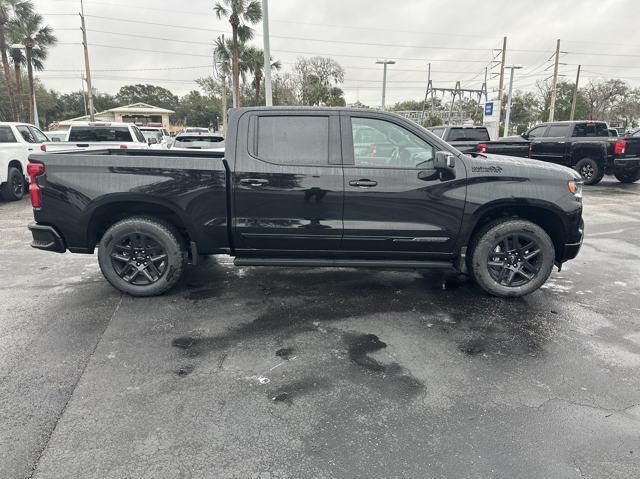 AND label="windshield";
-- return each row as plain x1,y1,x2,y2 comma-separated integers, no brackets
141,130,163,141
